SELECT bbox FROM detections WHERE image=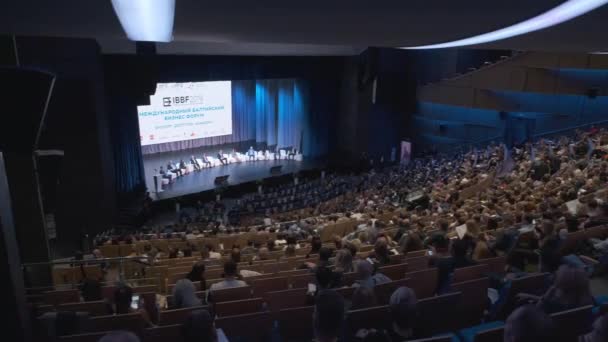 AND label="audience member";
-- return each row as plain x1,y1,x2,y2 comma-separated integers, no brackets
186,261,207,291
314,290,345,342
172,279,203,308
503,305,555,342
388,286,417,341
209,261,247,293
